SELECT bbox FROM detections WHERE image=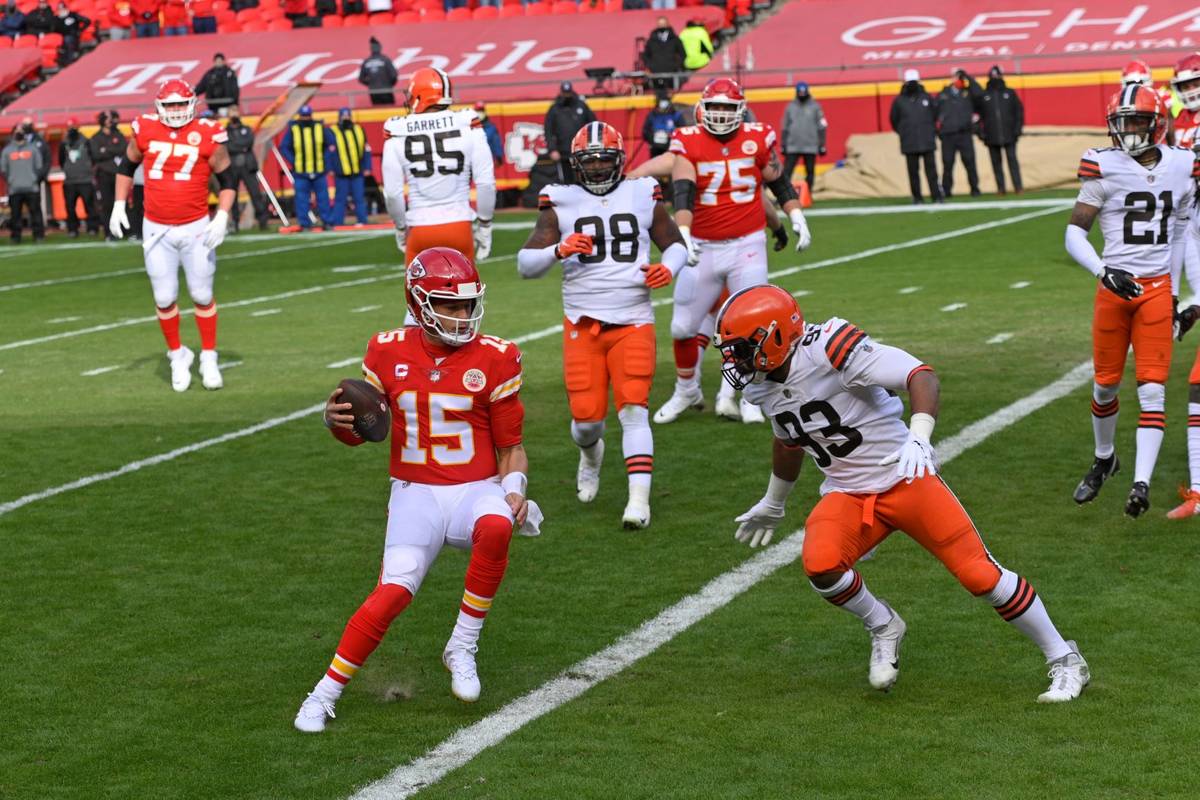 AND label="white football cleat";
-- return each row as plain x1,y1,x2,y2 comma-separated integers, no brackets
715,394,740,420
739,398,766,424
1037,641,1090,703
576,439,605,503
294,692,336,733
443,644,481,703
653,385,704,424
169,346,194,392
198,349,223,390
867,602,906,690
622,499,651,529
